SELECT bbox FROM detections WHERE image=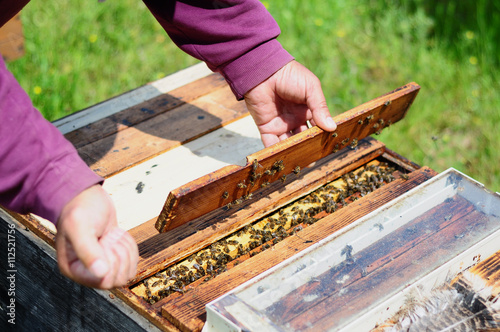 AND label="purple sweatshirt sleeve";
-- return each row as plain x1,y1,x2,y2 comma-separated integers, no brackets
143,0,294,99
0,56,103,224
